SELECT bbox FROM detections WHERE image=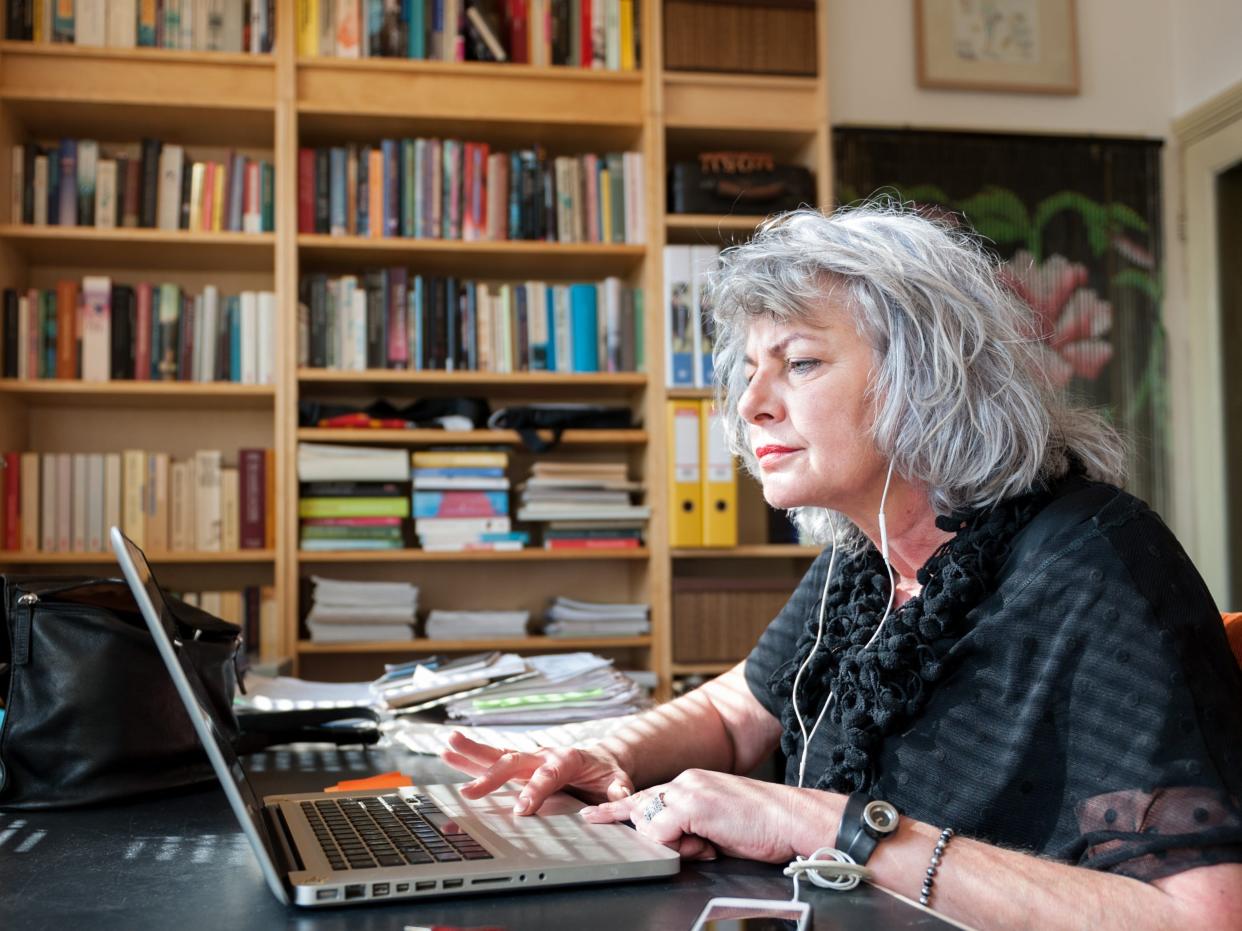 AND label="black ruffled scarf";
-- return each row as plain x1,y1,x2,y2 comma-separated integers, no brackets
770,483,1058,793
